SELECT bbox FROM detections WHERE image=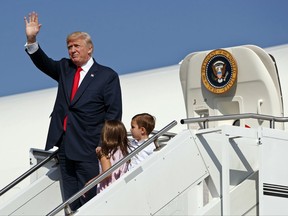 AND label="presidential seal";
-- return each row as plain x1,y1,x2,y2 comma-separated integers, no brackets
201,49,237,94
